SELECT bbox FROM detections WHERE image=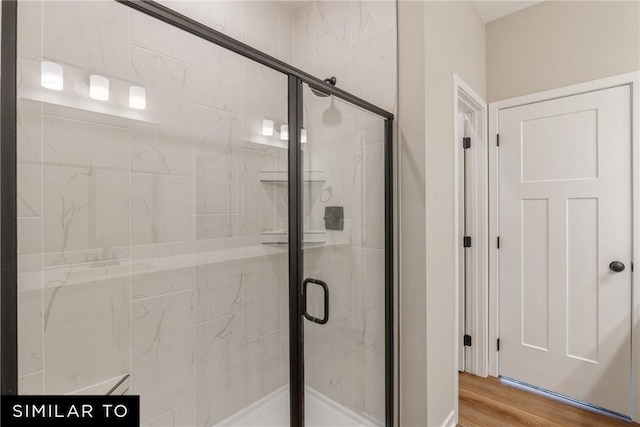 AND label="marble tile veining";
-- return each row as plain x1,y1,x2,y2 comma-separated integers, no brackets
352,0,397,45
196,314,243,425
17,97,43,218
353,142,385,250
196,214,242,240
279,8,294,65
43,1,130,81
193,1,241,41
19,371,44,395
293,7,316,76
316,309,355,411
352,29,397,113
132,11,194,65
155,0,194,19
242,148,278,237
132,290,195,423
242,1,280,59
18,218,42,256
131,174,193,245
243,255,282,342
354,247,385,357
241,60,286,150
18,1,42,62
43,115,130,266
315,1,354,94
43,261,130,395
145,402,195,427
18,255,43,377
307,243,354,313
243,330,282,406
131,242,195,300
17,249,44,390
195,259,242,324
194,40,243,115
194,105,242,215
131,46,194,176
354,348,386,424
